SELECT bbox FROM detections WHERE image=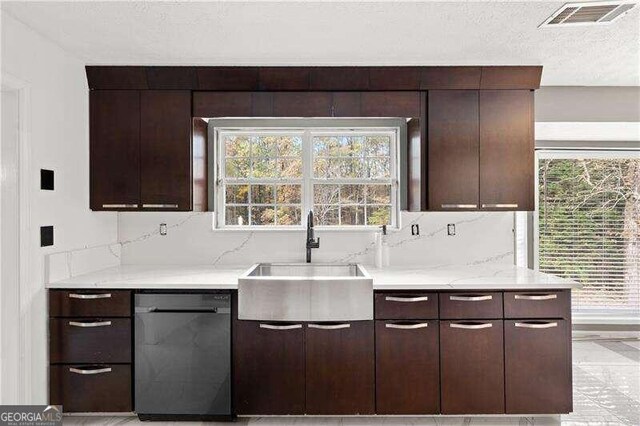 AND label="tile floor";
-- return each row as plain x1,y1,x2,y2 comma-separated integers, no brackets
63,335,640,426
